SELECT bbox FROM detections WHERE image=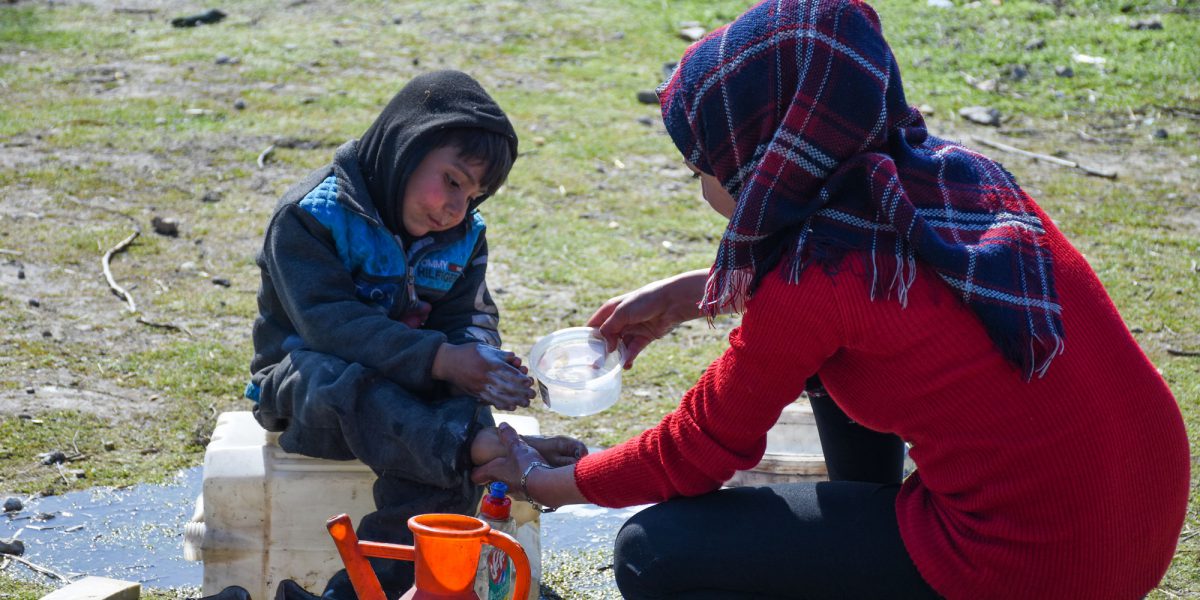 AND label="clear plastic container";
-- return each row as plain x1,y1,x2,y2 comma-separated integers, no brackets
528,327,626,417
